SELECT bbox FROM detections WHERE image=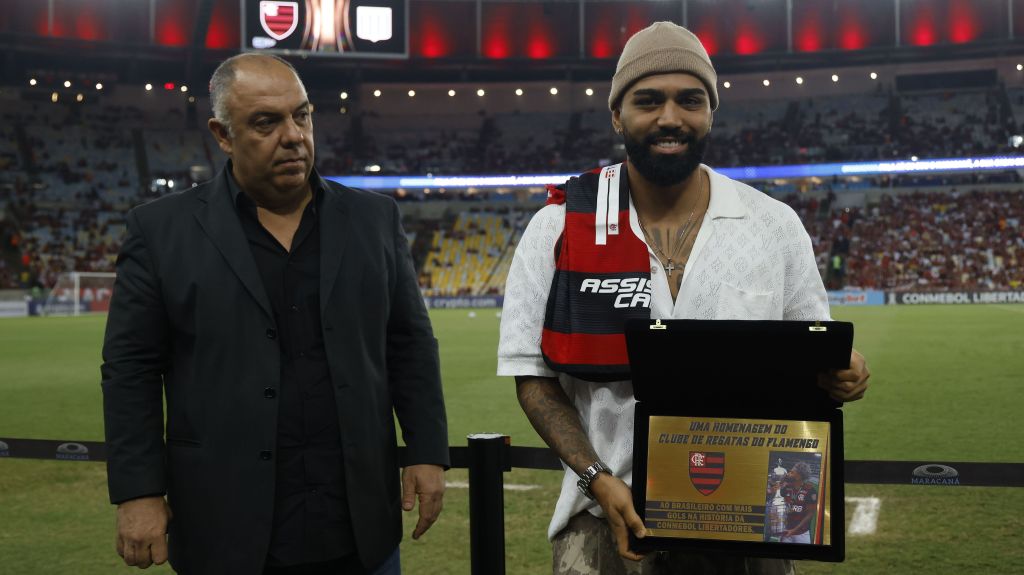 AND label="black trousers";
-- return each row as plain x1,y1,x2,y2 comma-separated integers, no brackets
262,555,367,575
